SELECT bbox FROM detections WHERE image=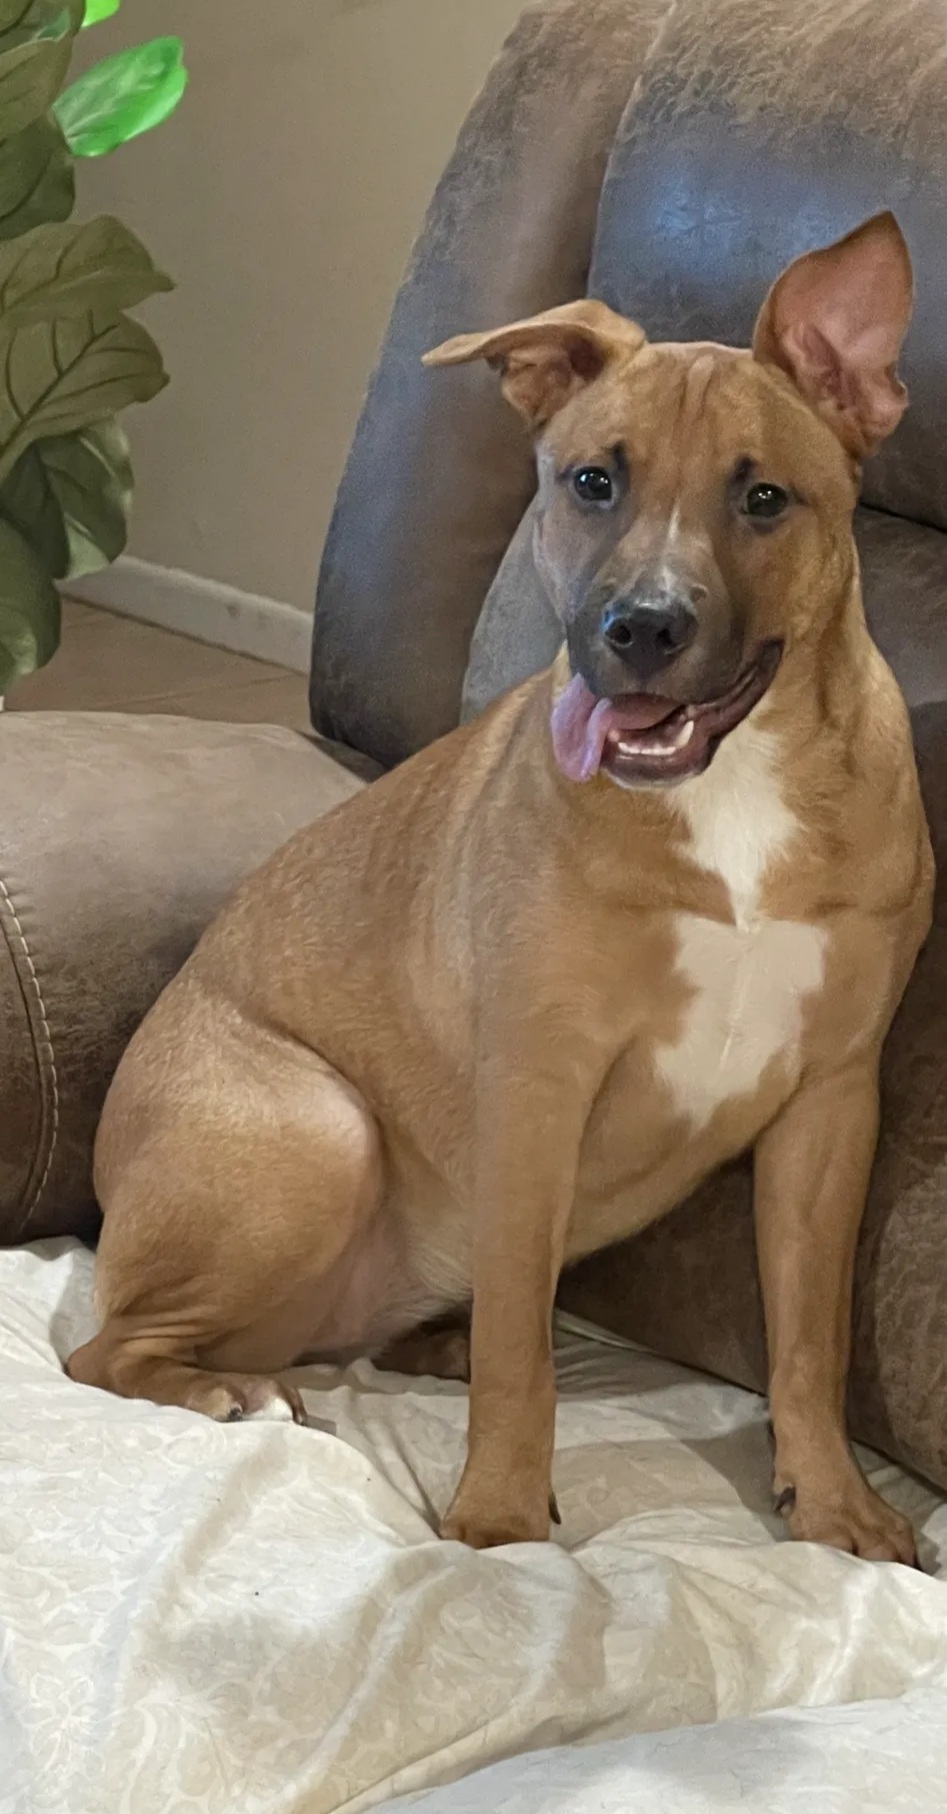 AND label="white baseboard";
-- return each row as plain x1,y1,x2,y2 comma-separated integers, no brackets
67,556,313,675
